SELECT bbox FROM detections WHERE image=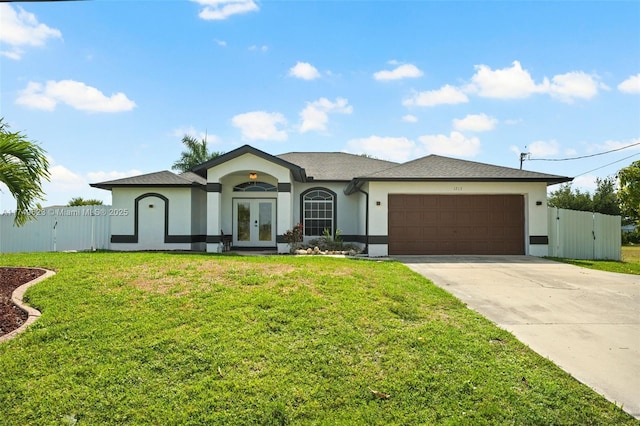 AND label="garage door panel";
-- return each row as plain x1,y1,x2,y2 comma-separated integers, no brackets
388,194,524,255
